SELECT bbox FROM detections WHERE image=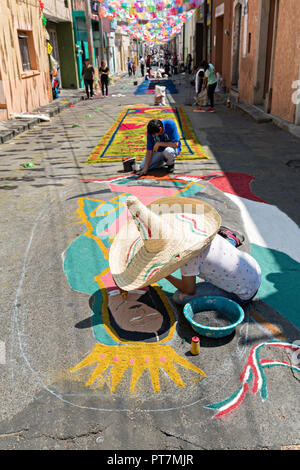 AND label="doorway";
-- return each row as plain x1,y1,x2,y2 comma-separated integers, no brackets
231,3,242,88
263,0,277,112
195,23,204,67
215,15,224,75
48,27,62,88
